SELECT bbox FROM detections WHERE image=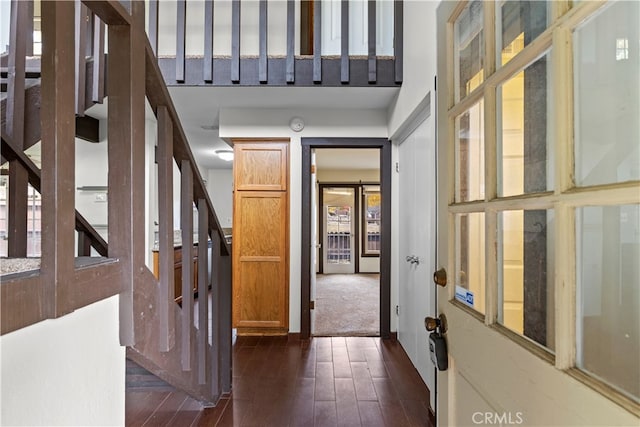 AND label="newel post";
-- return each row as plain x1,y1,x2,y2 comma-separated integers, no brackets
107,1,147,346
